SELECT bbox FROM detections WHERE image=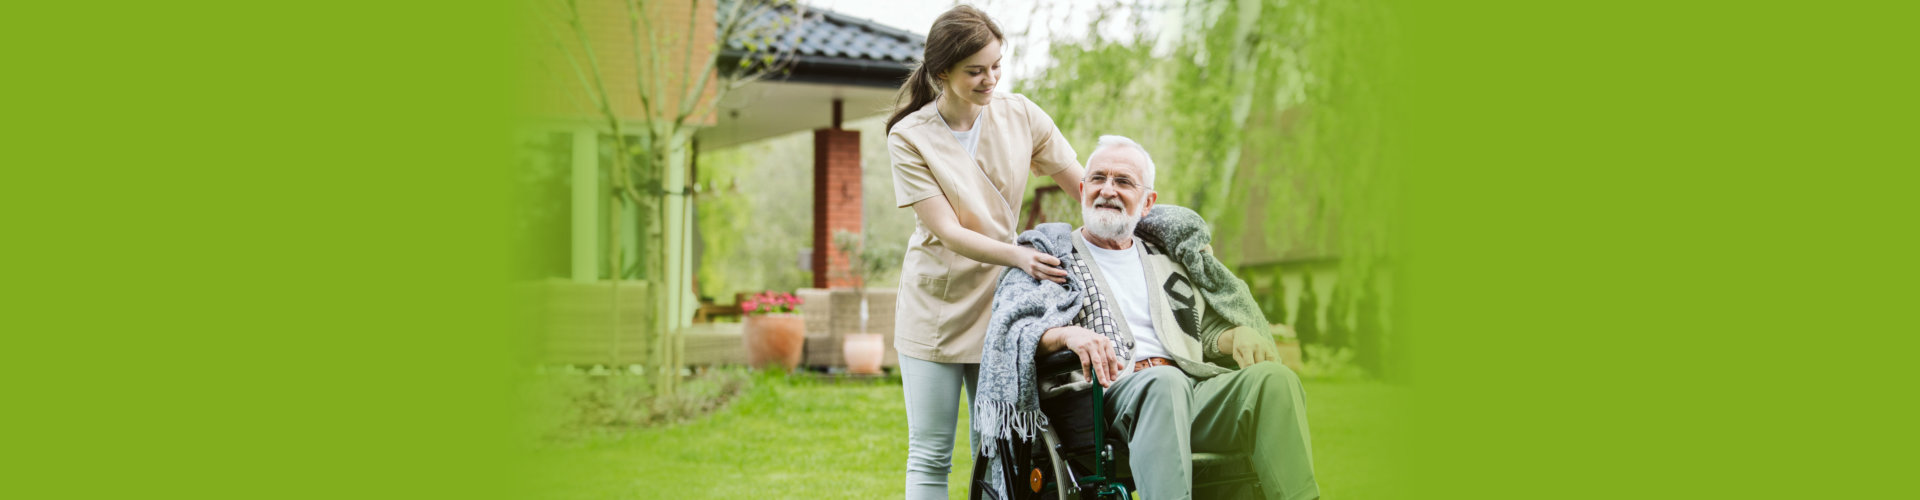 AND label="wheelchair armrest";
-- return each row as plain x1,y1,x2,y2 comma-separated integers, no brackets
1036,349,1097,400
1038,349,1085,378
1034,348,1124,476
